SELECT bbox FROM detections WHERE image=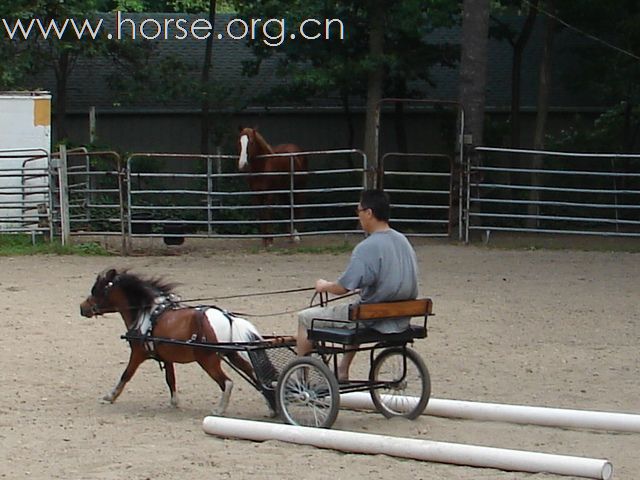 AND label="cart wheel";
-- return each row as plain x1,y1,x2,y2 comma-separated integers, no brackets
369,347,430,419
276,357,340,428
